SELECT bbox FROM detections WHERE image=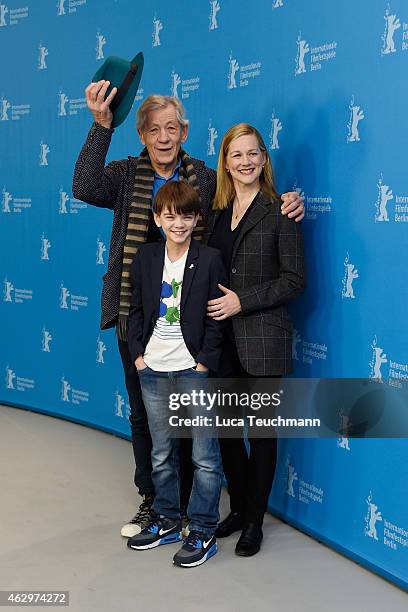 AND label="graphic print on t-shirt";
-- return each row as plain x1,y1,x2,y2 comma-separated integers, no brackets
159,279,182,323
144,248,195,371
